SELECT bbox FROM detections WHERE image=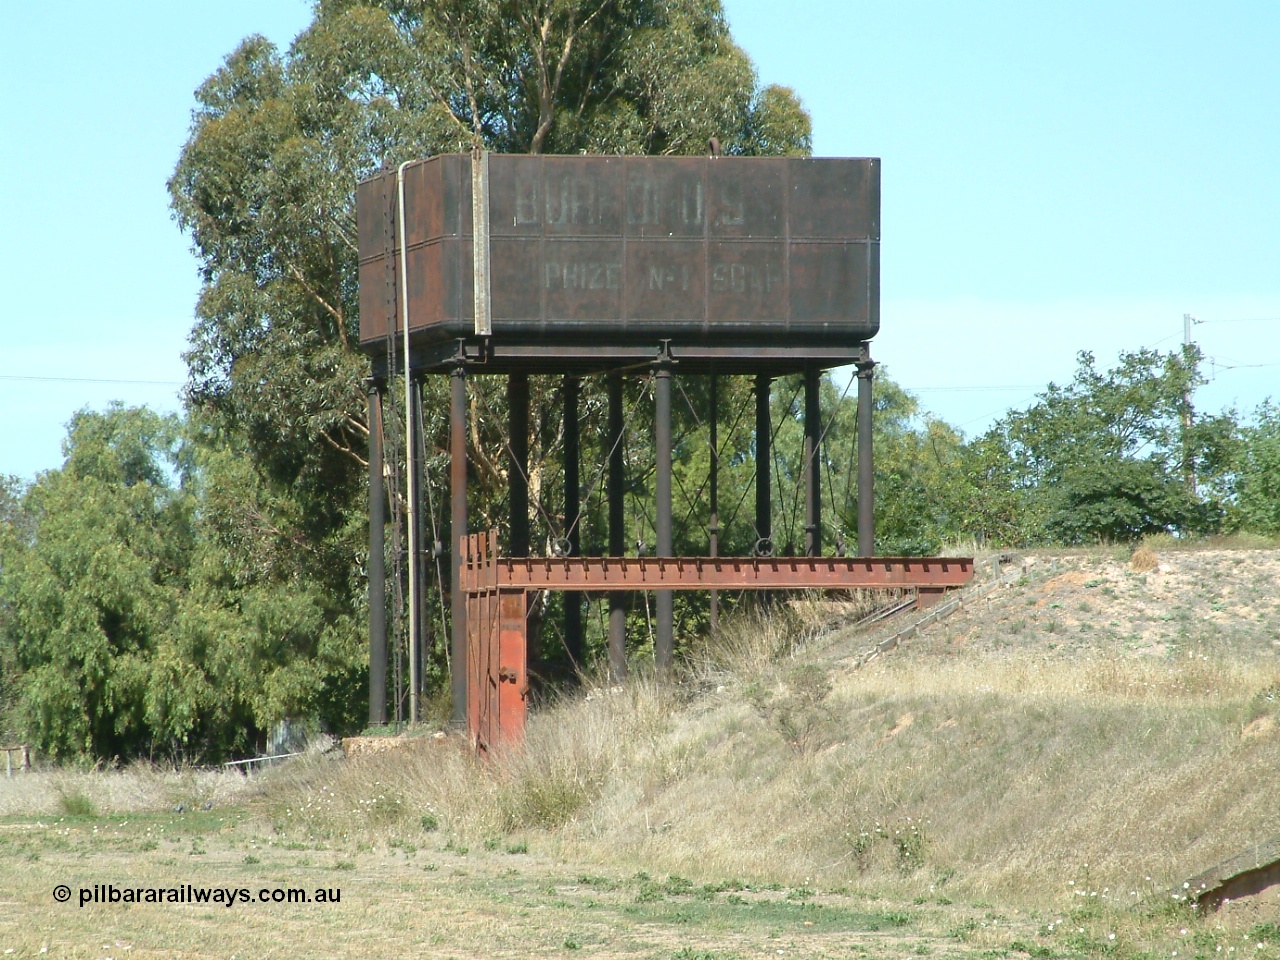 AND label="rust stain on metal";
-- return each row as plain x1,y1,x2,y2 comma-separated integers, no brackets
459,530,972,750
358,154,880,354
465,553,973,592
